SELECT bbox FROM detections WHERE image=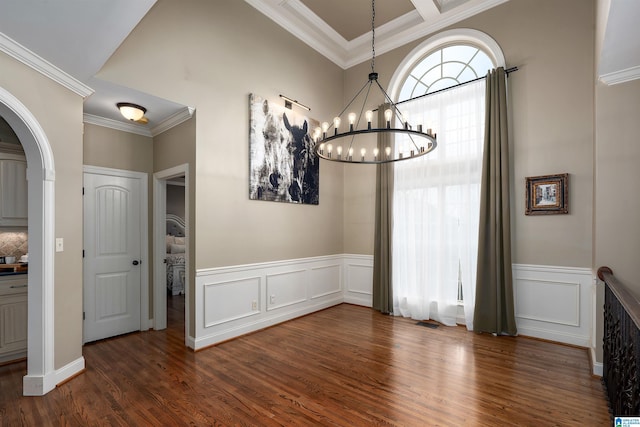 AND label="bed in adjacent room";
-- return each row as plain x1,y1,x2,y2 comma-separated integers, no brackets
165,214,185,295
